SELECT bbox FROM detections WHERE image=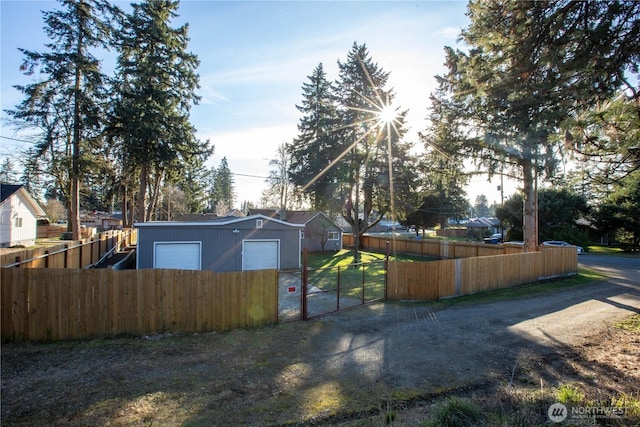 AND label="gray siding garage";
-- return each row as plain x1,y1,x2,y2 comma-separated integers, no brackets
136,215,303,272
